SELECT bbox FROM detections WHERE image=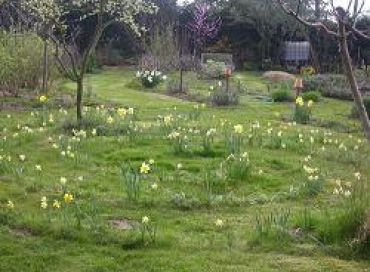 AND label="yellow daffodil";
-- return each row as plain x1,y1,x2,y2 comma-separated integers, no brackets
39,95,48,103
142,216,150,224
140,162,151,174
295,96,304,106
106,116,114,124
53,200,61,209
41,196,48,209
63,193,74,204
7,200,14,209
234,124,243,134
117,108,127,117
215,219,224,228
